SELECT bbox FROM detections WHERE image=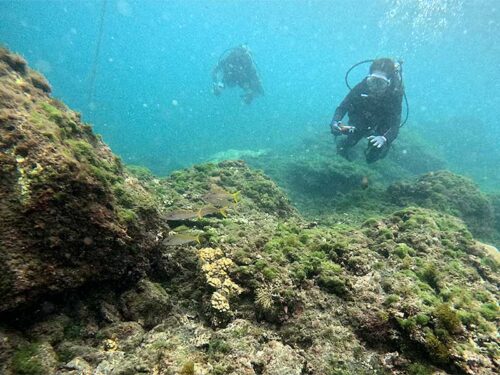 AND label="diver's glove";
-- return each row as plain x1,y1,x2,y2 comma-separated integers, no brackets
367,135,387,148
331,121,356,135
330,121,342,136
